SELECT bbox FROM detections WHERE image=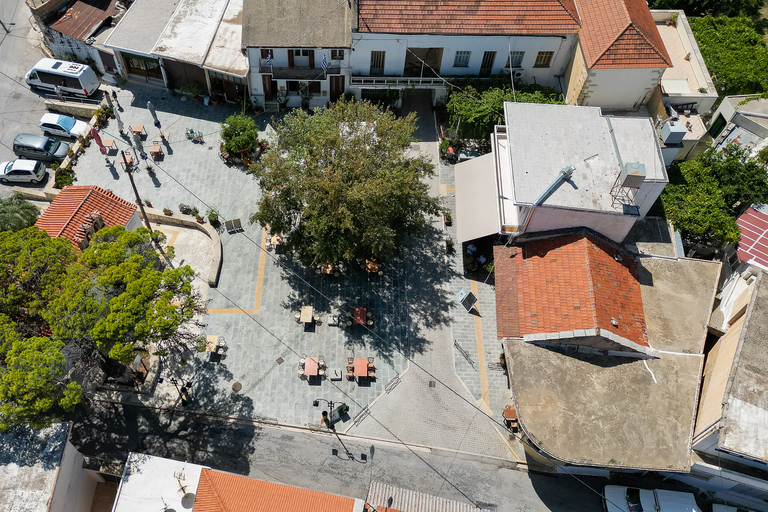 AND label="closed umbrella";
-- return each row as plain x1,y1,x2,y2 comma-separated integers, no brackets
147,101,161,129
90,128,106,155
114,109,125,134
